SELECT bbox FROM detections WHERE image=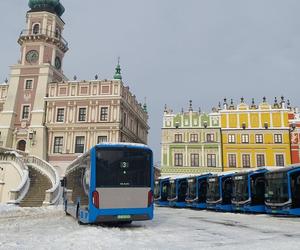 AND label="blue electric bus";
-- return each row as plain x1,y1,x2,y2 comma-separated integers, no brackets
265,166,300,216
167,176,189,208
206,172,235,212
154,177,170,207
185,174,211,209
232,168,268,213
62,143,154,224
